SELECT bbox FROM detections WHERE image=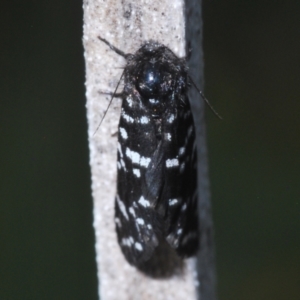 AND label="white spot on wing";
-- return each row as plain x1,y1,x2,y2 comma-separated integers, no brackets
119,127,128,139
117,142,123,158
149,98,158,104
126,148,151,167
126,148,140,164
140,156,151,167
121,236,134,247
166,158,179,168
138,196,150,207
136,218,145,225
169,199,178,206
140,116,149,124
119,158,126,171
133,168,141,177
179,147,185,156
165,133,171,141
129,207,136,217
126,95,133,107
116,195,129,220
135,242,143,251
177,228,183,235
121,109,134,123
167,114,175,123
